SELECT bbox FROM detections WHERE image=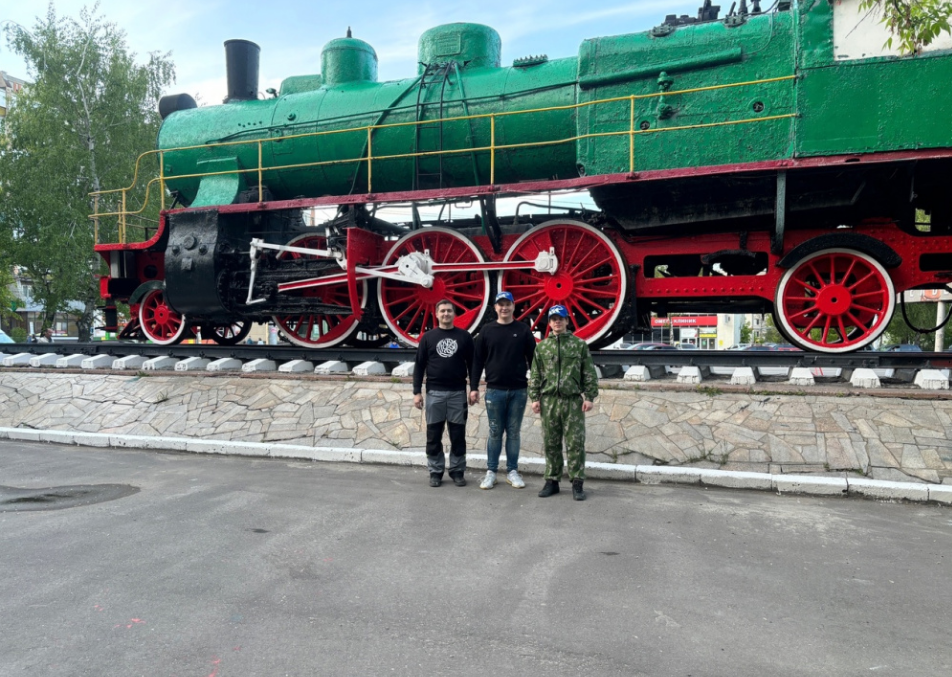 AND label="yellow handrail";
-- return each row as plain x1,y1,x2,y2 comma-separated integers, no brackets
92,74,797,243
